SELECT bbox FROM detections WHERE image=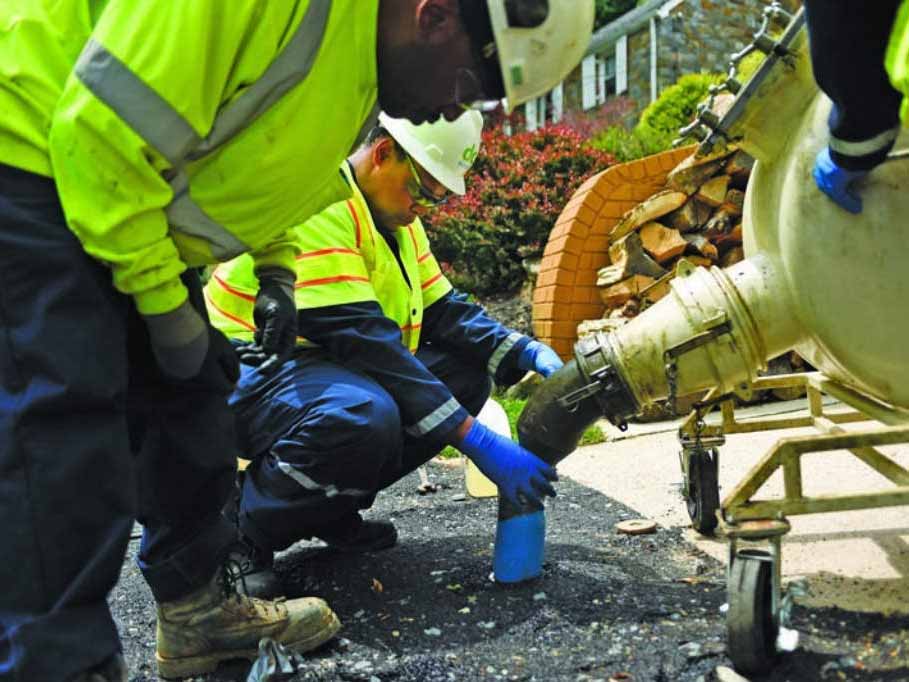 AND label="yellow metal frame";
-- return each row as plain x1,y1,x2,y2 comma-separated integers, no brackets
679,371,909,527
